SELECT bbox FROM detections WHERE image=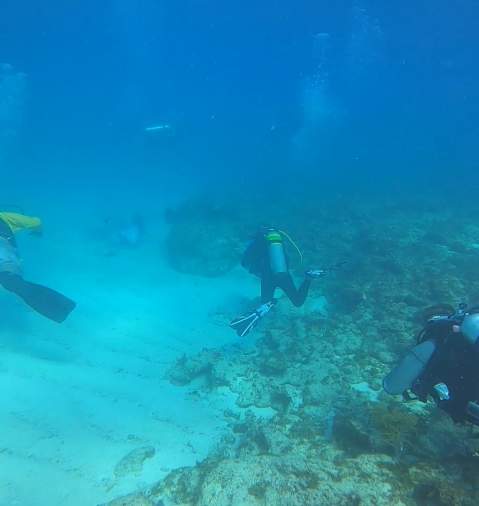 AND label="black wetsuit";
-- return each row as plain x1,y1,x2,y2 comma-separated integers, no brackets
413,323,479,424
242,232,311,307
